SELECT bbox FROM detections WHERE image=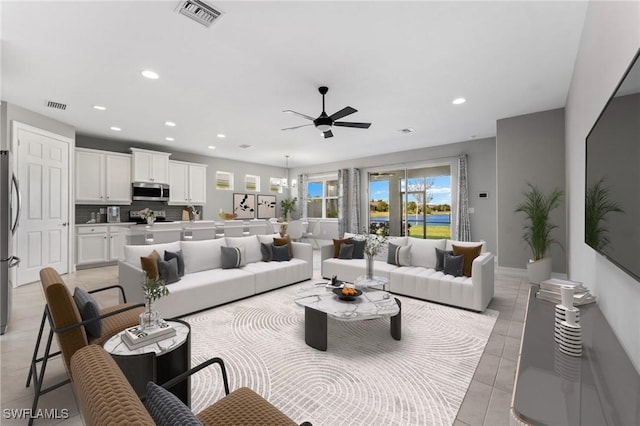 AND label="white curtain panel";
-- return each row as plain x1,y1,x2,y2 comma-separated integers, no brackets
298,173,308,219
350,168,361,233
456,153,471,241
338,169,348,238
